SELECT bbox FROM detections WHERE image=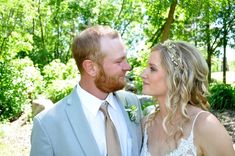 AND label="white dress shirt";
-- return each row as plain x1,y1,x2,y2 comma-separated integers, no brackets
77,84,132,156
